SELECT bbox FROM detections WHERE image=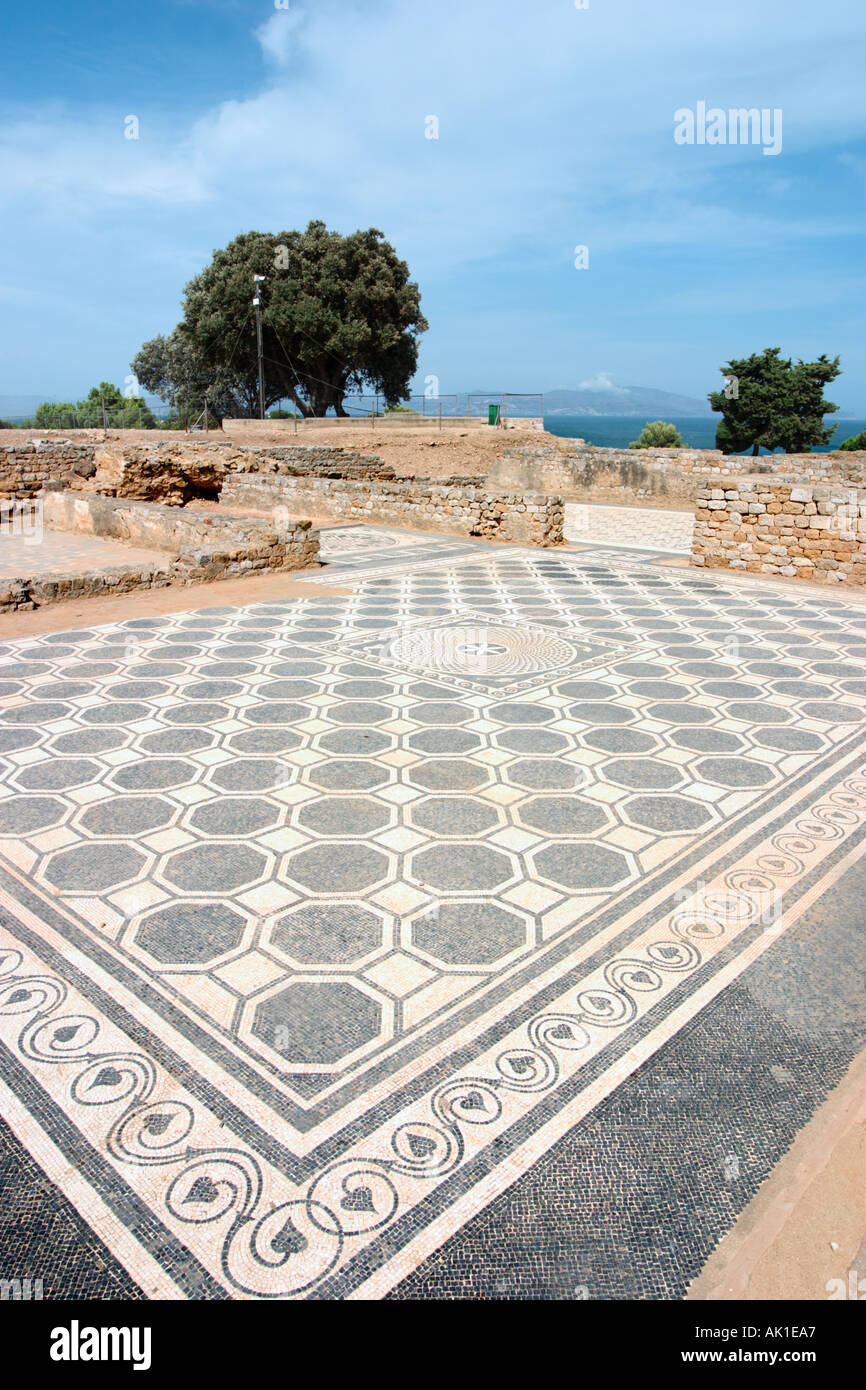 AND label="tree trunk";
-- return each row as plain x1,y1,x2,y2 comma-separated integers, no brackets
286,386,313,418
309,380,348,417
752,442,759,456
